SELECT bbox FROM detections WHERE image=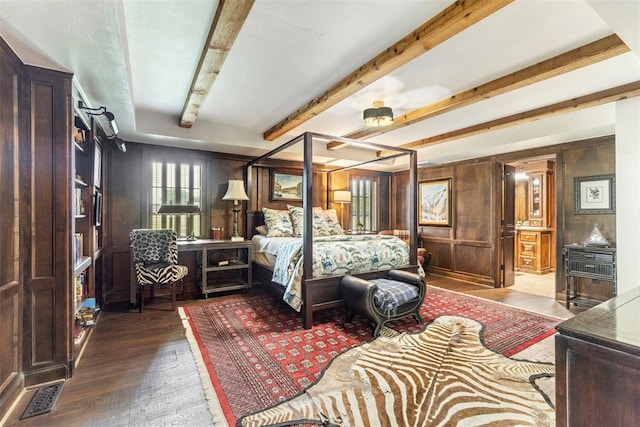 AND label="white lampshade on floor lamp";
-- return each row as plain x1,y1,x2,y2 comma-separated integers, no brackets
334,190,351,229
223,180,249,241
